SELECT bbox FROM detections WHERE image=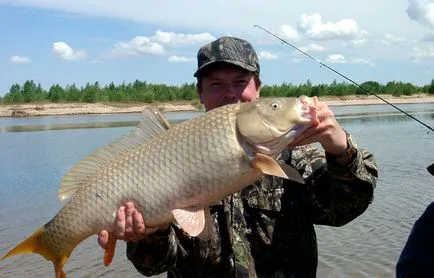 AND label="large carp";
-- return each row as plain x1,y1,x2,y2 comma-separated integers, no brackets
1,96,318,277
